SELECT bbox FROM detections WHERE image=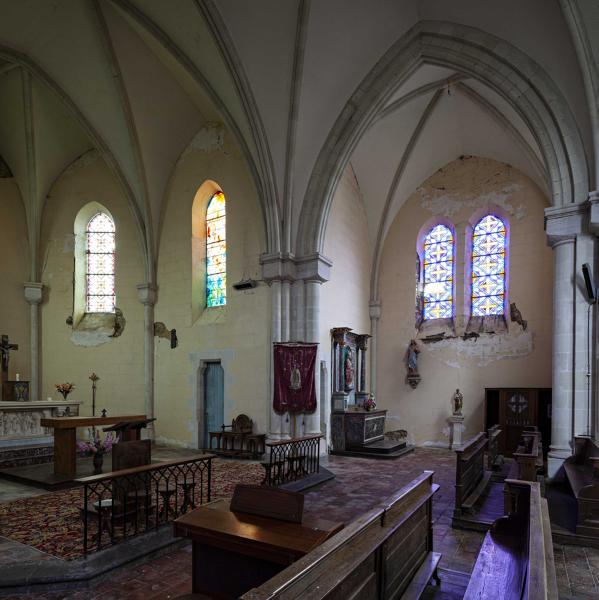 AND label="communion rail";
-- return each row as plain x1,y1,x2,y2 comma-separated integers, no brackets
263,435,322,486
77,454,214,555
